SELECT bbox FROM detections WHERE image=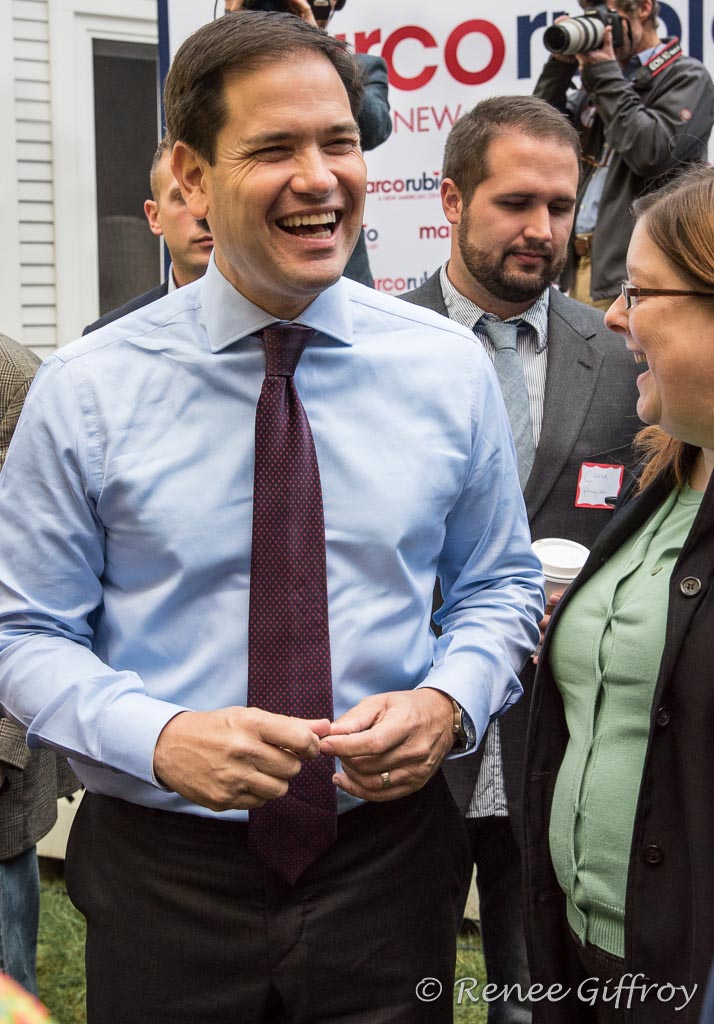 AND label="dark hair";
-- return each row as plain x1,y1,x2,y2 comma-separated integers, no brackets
578,0,660,28
630,165,714,491
617,0,660,30
442,96,580,203
164,10,364,165
149,137,172,201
